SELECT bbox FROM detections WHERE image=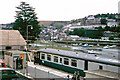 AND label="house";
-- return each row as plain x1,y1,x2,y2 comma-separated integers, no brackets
56,33,67,40
101,37,109,41
103,31,118,37
107,22,118,27
0,24,13,30
67,35,80,40
0,30,26,50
